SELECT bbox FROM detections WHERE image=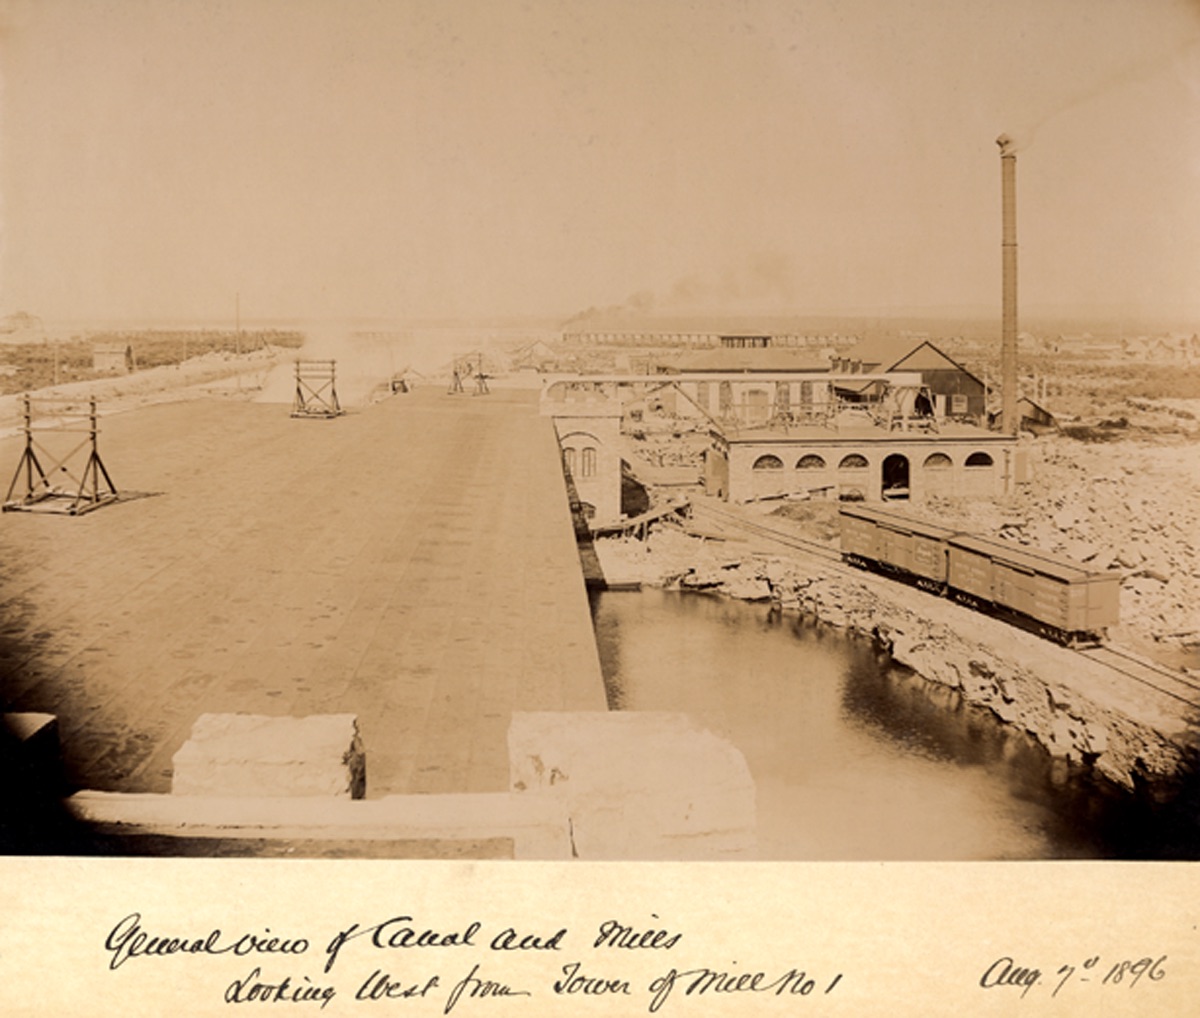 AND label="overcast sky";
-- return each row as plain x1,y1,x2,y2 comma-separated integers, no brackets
1,0,1197,325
